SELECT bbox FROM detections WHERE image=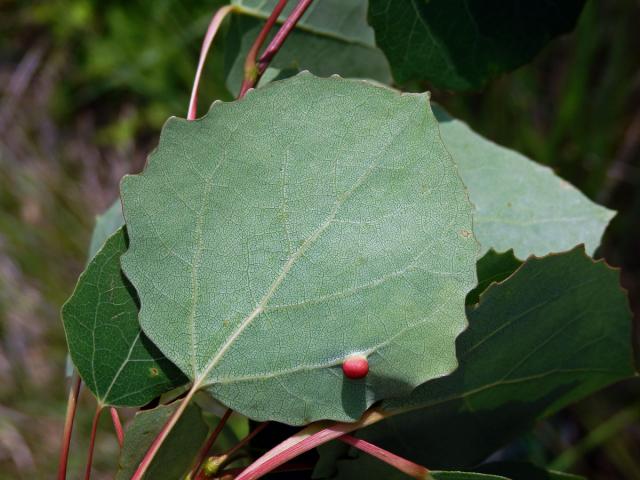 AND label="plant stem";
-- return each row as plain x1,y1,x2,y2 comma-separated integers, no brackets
57,374,81,480
225,421,269,459
188,5,235,120
339,434,429,480
189,408,233,479
235,407,389,480
238,0,314,98
131,383,200,480
238,0,289,98
109,407,124,449
83,405,104,480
